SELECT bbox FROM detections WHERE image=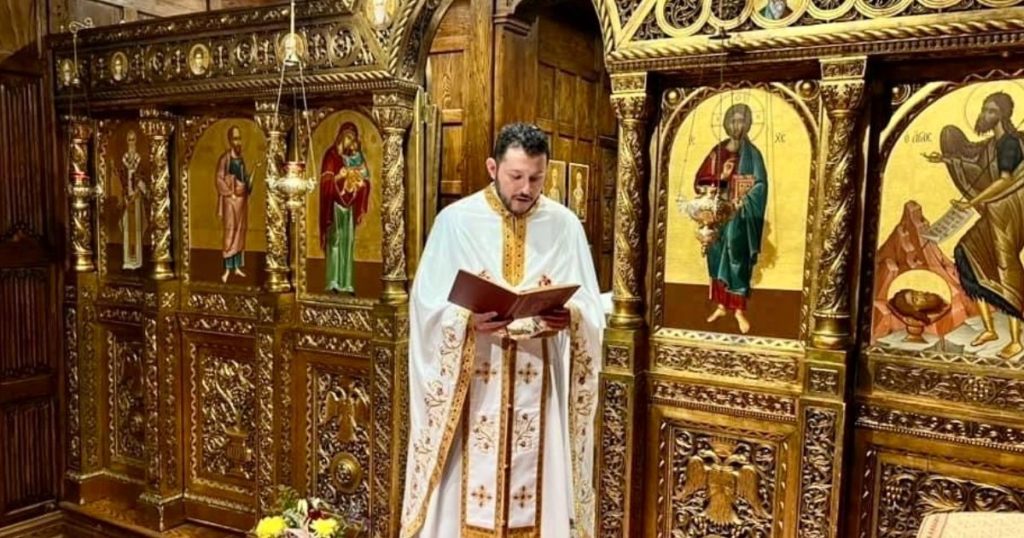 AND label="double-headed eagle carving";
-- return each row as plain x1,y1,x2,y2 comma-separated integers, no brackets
680,437,769,525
